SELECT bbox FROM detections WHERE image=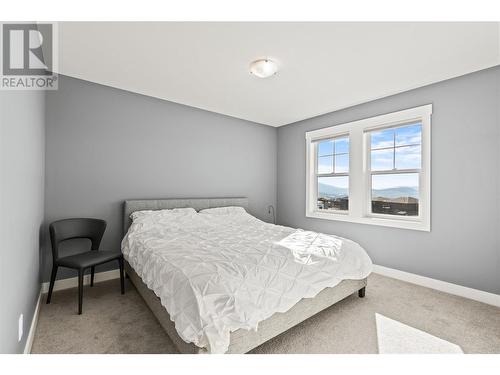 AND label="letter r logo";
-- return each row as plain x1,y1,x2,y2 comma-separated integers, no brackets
2,23,53,76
